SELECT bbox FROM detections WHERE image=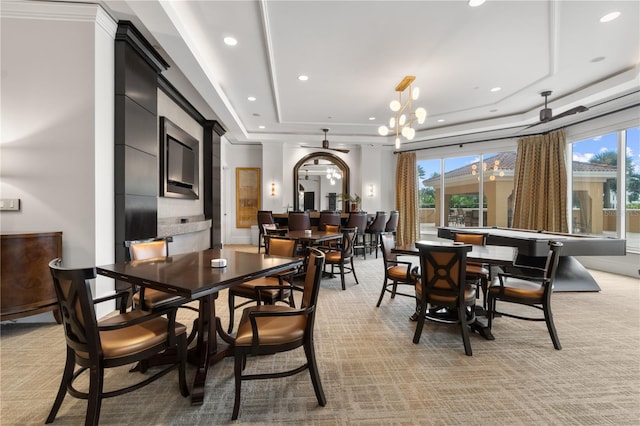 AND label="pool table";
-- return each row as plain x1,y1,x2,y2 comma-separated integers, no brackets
437,227,627,292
